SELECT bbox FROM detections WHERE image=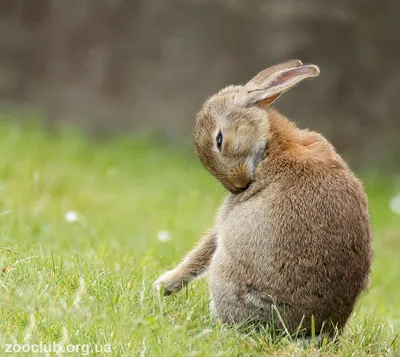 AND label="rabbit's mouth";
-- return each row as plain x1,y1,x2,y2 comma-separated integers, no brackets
225,149,264,194
225,161,254,194
230,182,252,194
228,175,255,194
230,153,264,194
